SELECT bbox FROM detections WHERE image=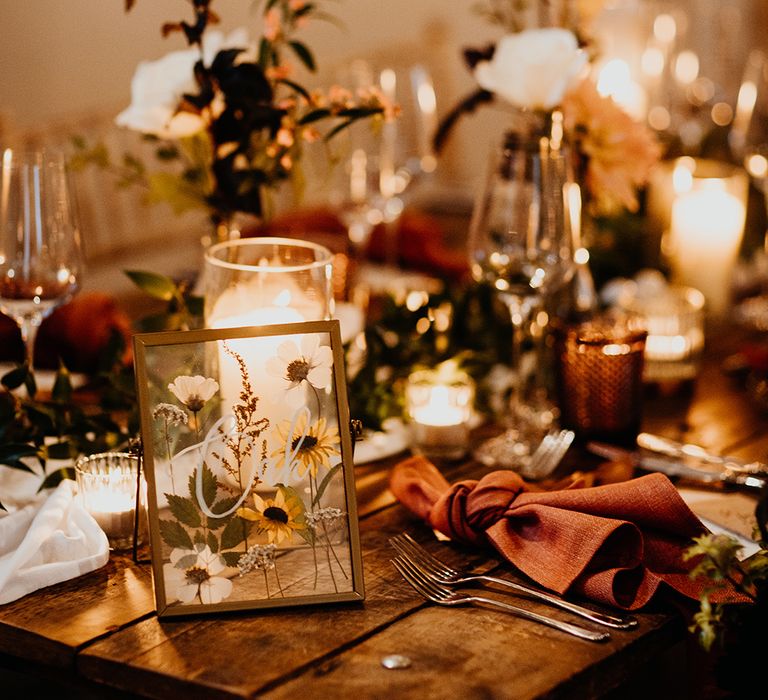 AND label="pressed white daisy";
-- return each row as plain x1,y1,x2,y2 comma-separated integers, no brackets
168,375,219,412
164,544,232,605
265,335,333,407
